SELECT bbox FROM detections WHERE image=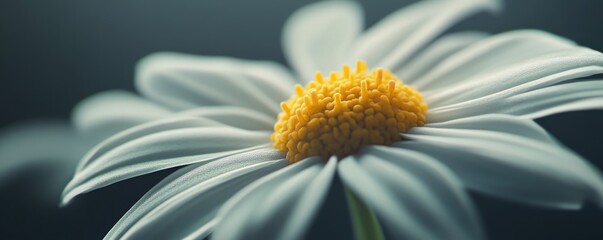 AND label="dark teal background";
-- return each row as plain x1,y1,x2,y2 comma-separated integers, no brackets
1,0,602,239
